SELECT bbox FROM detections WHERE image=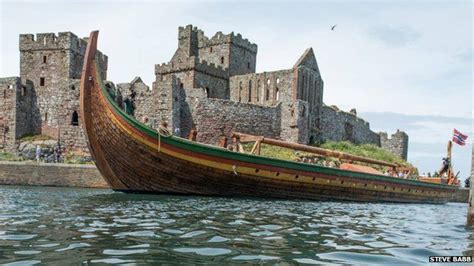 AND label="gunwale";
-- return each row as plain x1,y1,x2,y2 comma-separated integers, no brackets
96,76,453,191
